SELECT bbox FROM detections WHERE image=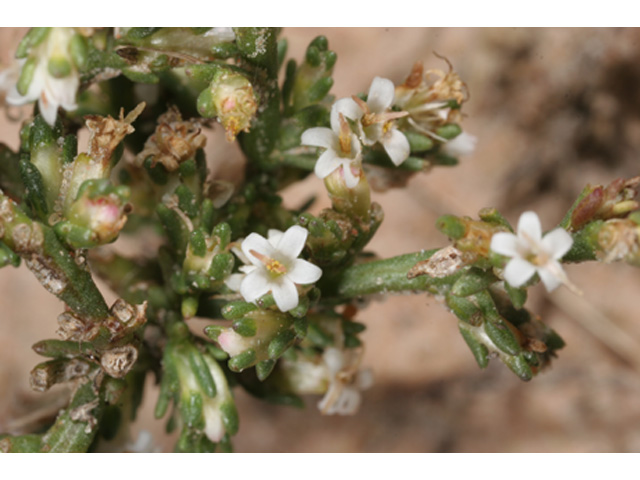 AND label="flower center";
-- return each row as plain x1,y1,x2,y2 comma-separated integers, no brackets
250,249,287,276
520,231,550,266
526,251,549,266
